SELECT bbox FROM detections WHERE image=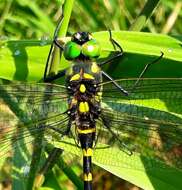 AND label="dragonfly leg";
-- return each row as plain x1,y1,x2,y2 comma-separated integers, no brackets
44,39,65,82
98,30,128,96
45,117,71,137
101,71,128,96
101,117,133,156
54,38,64,50
93,129,101,149
99,29,124,67
71,126,80,148
44,12,65,82
129,51,164,93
